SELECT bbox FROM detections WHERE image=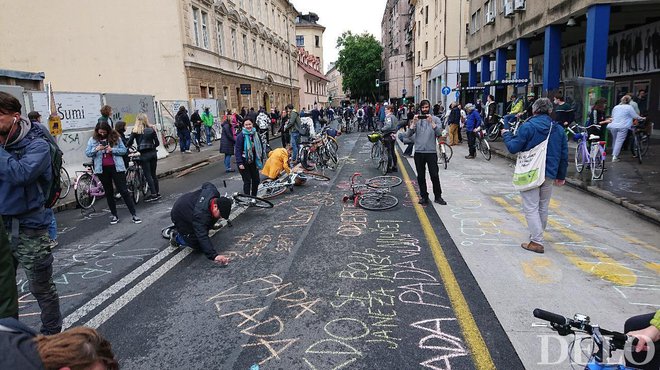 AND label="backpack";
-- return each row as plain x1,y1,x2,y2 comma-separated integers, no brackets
174,115,185,130
30,124,63,208
257,113,270,130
